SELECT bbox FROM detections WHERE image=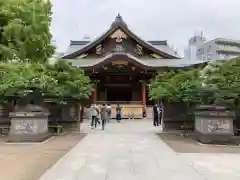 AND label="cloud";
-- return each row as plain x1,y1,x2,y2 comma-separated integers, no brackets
51,0,240,55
